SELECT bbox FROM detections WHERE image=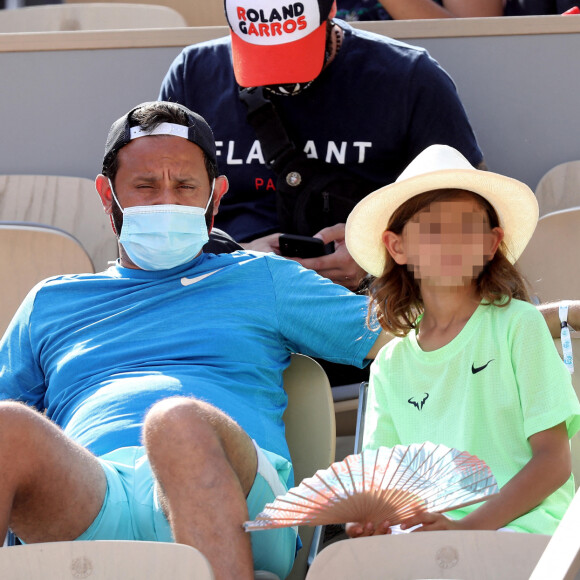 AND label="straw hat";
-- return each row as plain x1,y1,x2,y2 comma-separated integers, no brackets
345,145,538,277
